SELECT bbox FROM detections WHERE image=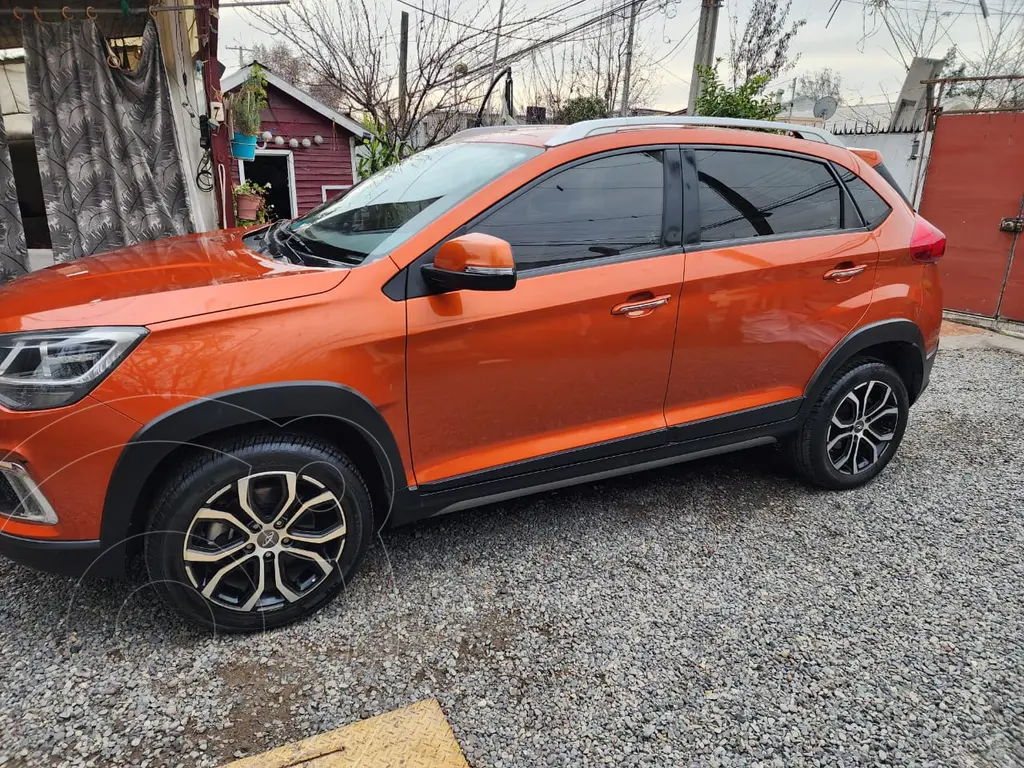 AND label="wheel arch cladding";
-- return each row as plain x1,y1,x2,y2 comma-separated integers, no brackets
805,319,926,409
101,382,408,561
